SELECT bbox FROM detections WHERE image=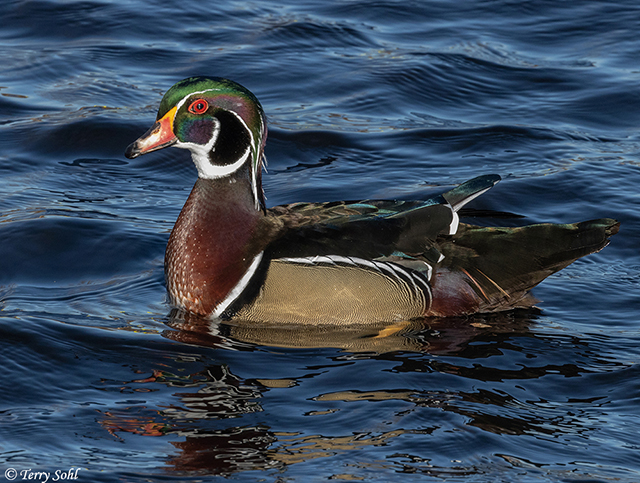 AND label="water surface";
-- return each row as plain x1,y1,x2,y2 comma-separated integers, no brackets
1,1,640,482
